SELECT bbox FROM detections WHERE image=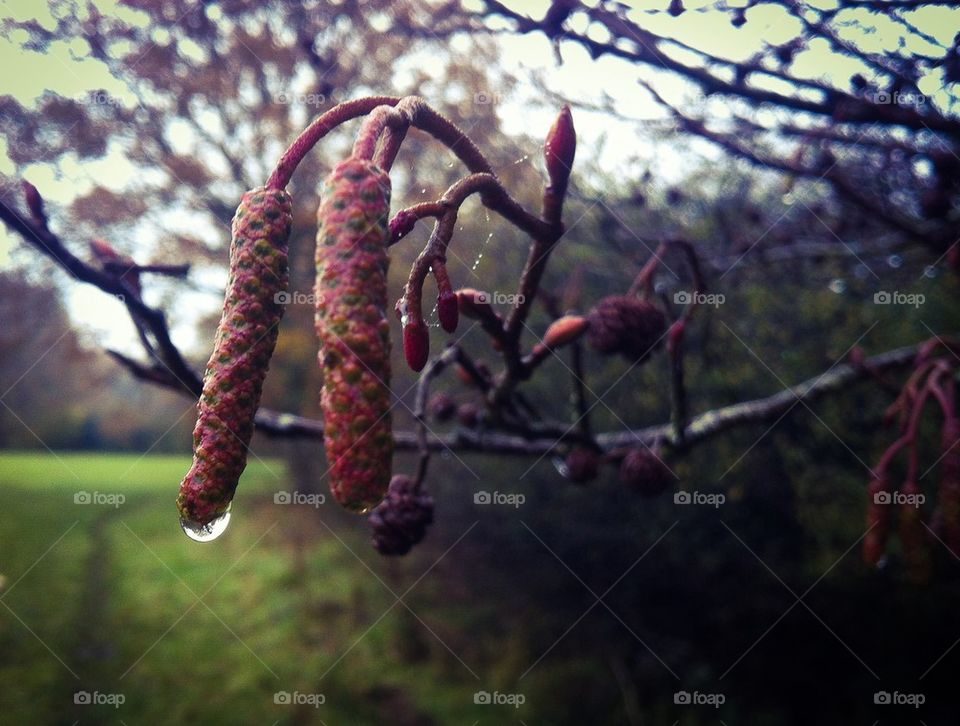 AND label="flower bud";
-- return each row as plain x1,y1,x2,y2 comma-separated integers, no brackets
456,288,495,320
544,105,576,194
437,289,459,333
403,318,430,372
543,315,589,349
22,180,44,221
620,447,673,497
